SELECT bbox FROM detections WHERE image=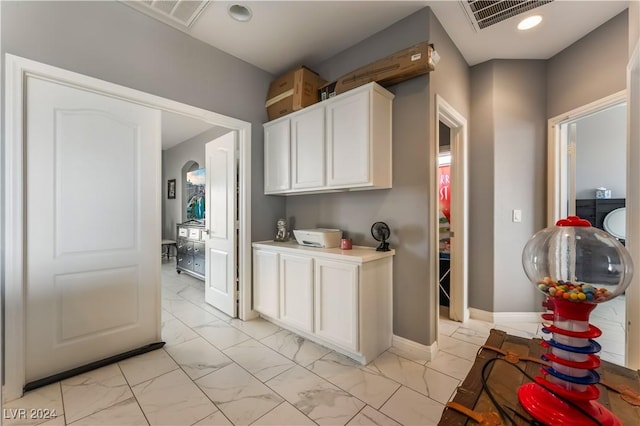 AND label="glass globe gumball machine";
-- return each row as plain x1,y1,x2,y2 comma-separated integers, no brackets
519,216,633,426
